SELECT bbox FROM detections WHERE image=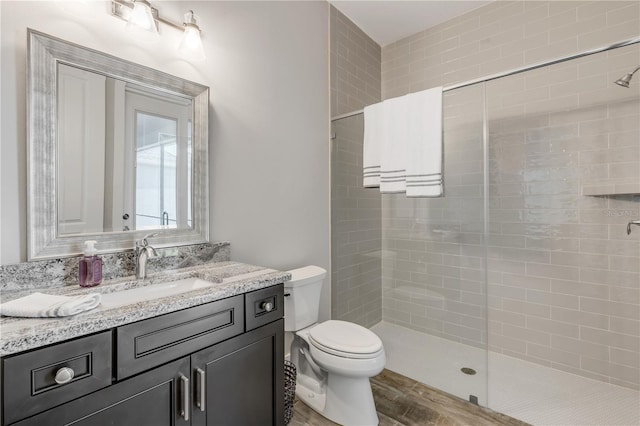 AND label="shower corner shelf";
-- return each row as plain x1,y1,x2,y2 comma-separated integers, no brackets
582,181,640,196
